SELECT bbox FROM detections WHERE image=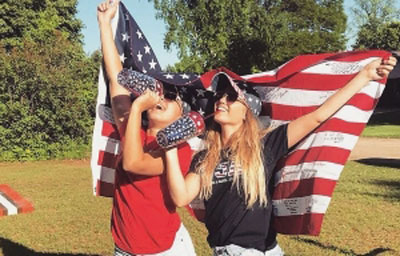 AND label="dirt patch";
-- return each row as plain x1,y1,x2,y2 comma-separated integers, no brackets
349,137,400,160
